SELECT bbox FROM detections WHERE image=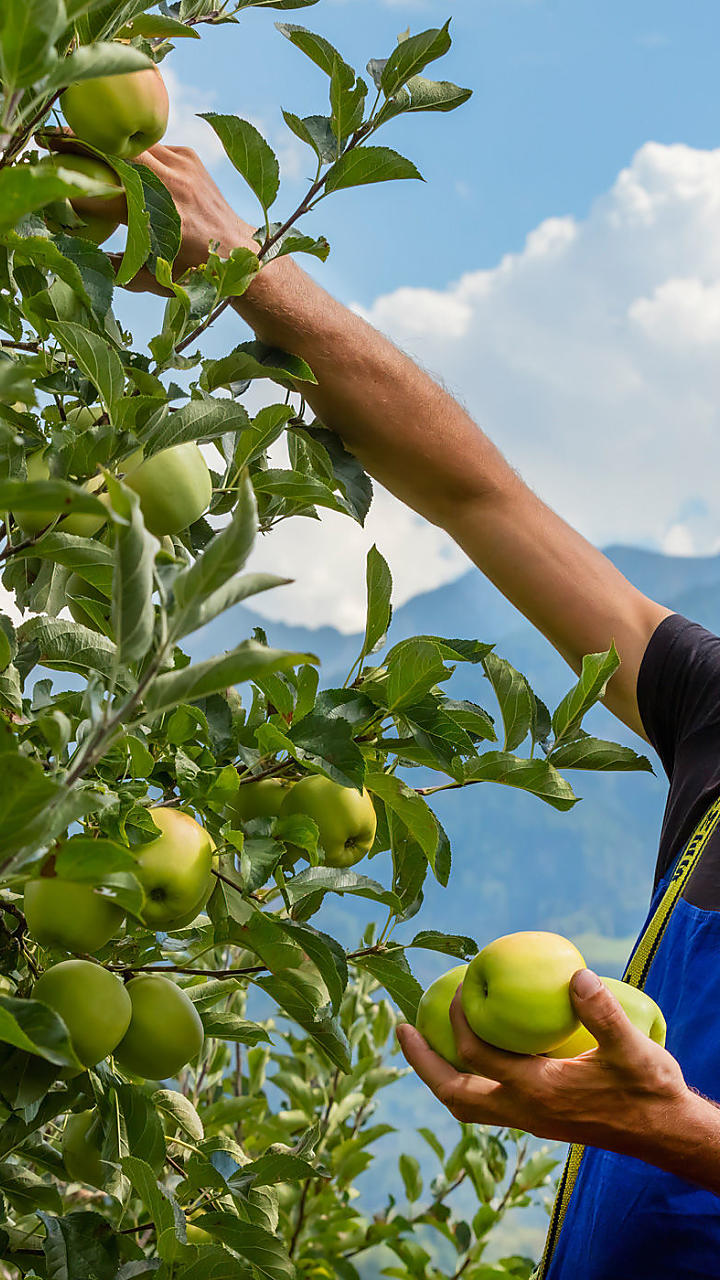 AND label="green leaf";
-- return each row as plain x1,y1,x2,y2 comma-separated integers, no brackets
190,1211,294,1279
361,544,392,661
483,653,533,751
256,972,351,1071
235,403,294,468
107,478,156,665
201,340,316,393
276,23,346,77
288,713,366,789
284,866,402,912
17,615,123,687
49,321,124,408
551,645,621,746
0,753,65,862
365,771,439,866
279,920,348,1015
43,39,153,92
0,164,102,235
354,948,422,1023
143,397,251,453
324,147,423,194
143,642,315,716
122,1156,182,1263
199,114,280,211
0,995,81,1068
379,75,472,121
200,1011,272,1045
234,1151,323,1187
117,13,201,38
408,931,478,959
548,735,654,773
152,1089,204,1143
0,0,64,90
282,111,336,163
461,751,578,811
381,22,452,96
40,1209,119,1279
172,472,262,637
398,1152,422,1203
